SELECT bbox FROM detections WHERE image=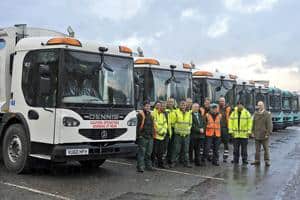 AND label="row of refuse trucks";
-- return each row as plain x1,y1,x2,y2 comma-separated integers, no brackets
0,25,299,173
